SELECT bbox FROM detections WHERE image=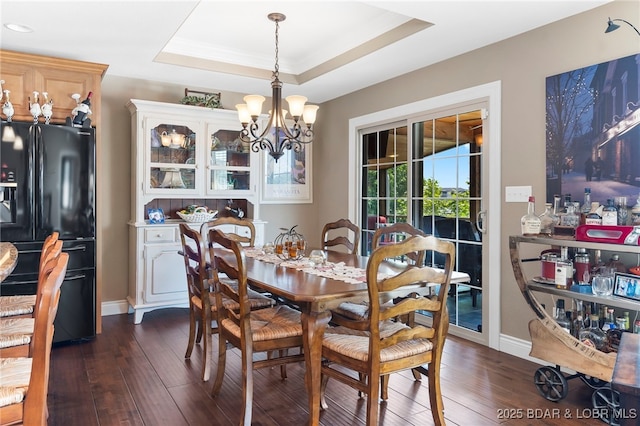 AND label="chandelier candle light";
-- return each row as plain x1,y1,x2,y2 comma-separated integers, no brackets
236,13,319,162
